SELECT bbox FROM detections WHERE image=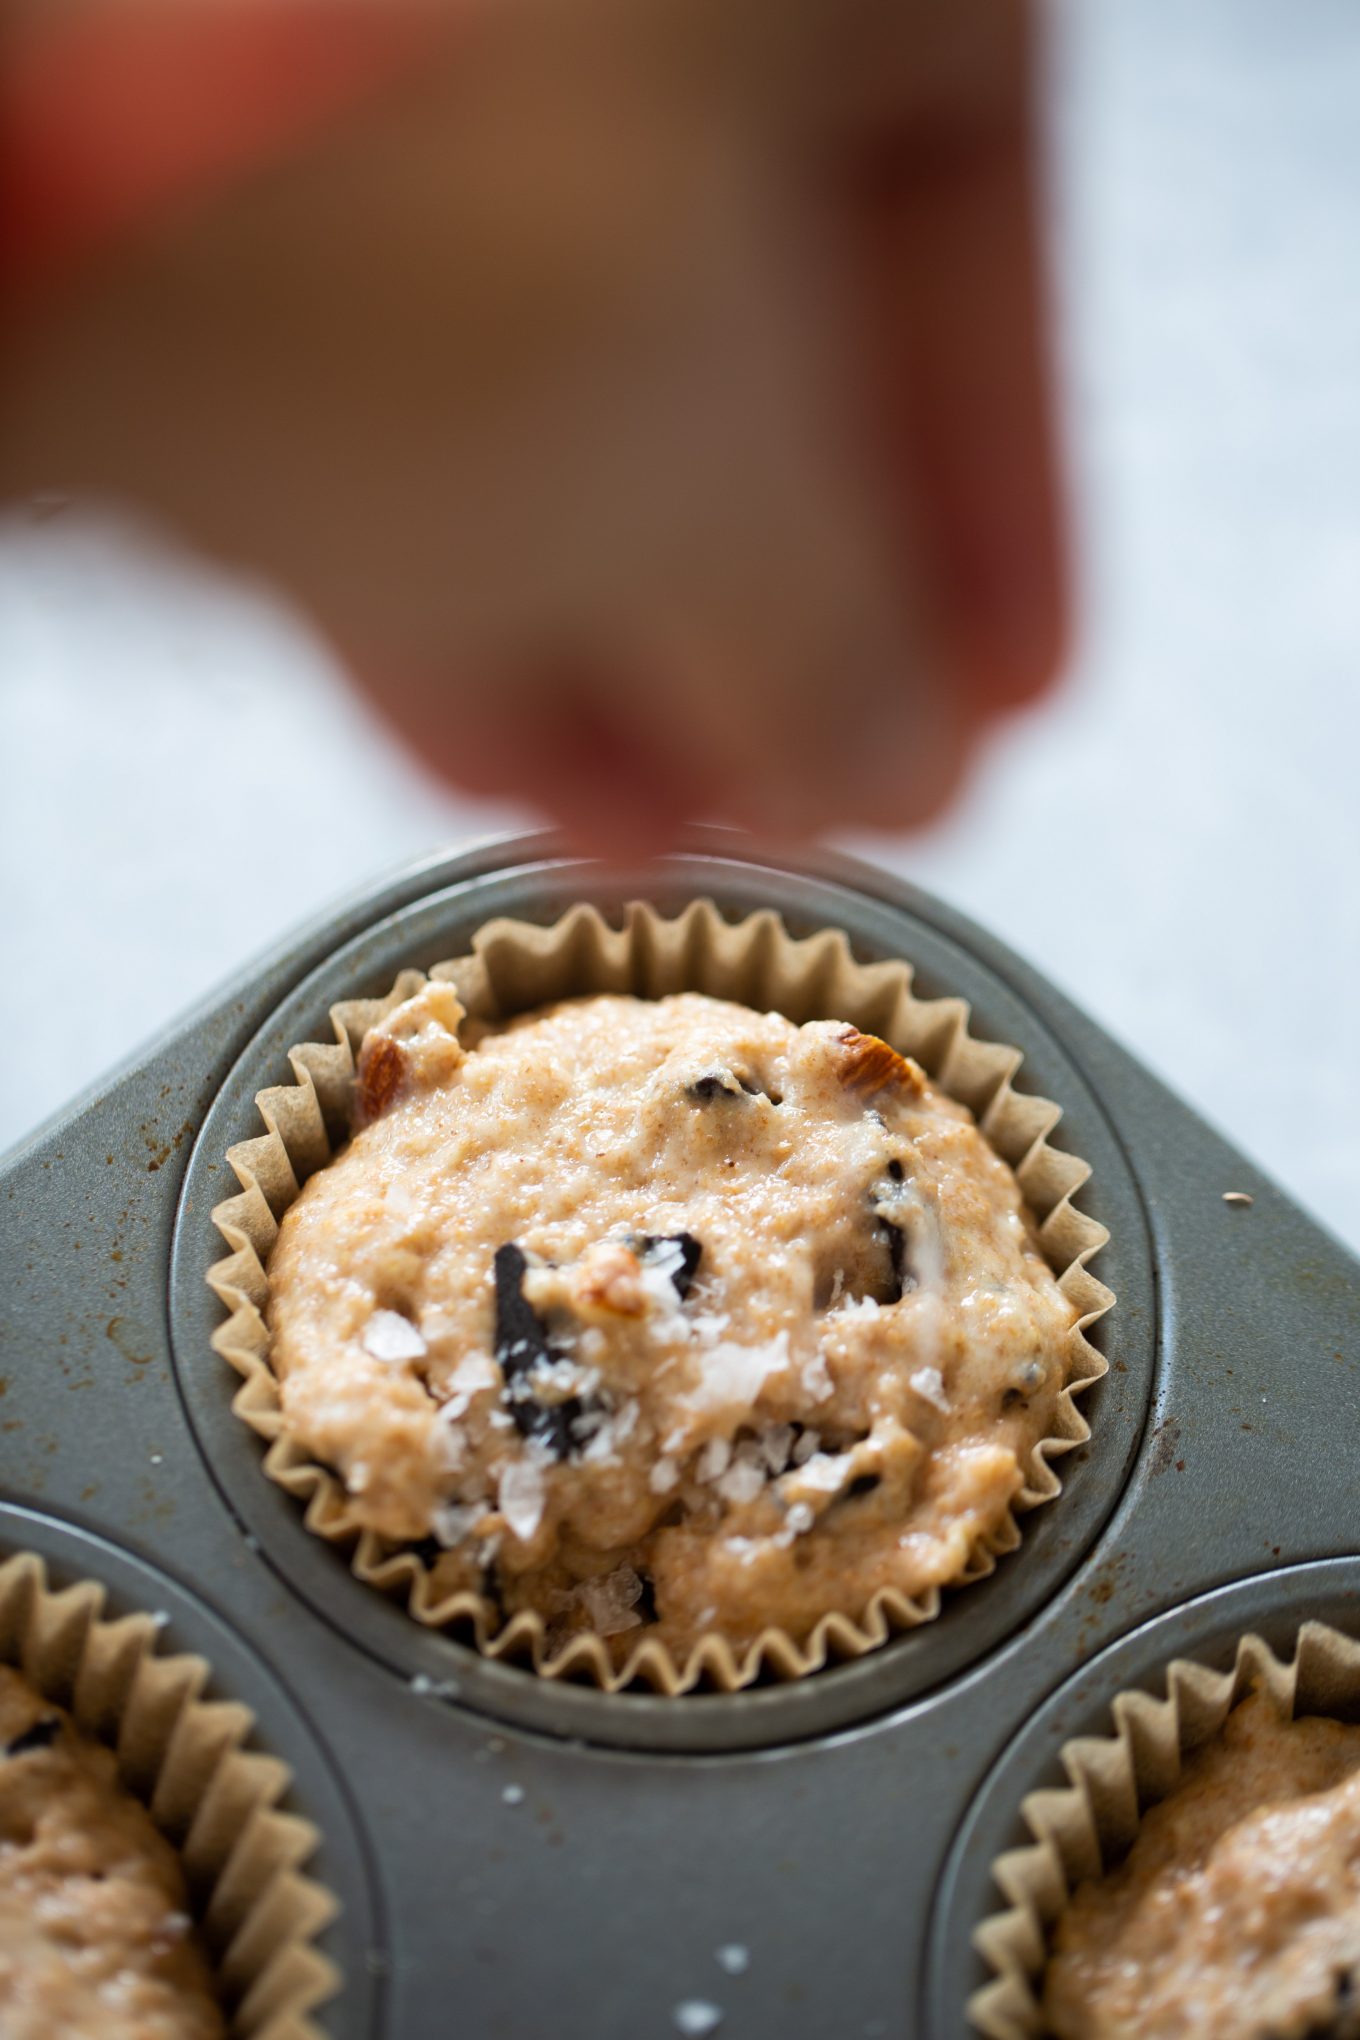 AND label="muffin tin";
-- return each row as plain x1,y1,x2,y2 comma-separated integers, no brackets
1,829,1356,2038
